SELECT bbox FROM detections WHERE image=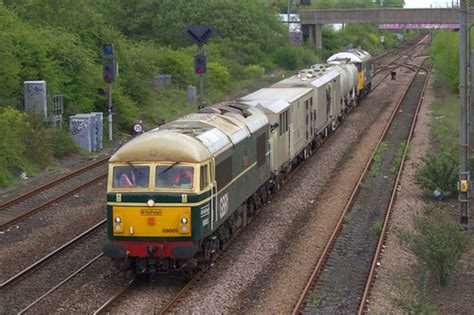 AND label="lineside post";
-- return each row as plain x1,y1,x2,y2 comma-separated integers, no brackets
459,0,469,227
